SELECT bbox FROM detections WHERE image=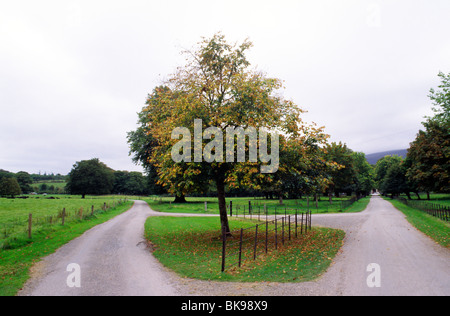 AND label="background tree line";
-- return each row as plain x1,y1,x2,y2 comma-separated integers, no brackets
0,163,151,198
375,71,449,199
